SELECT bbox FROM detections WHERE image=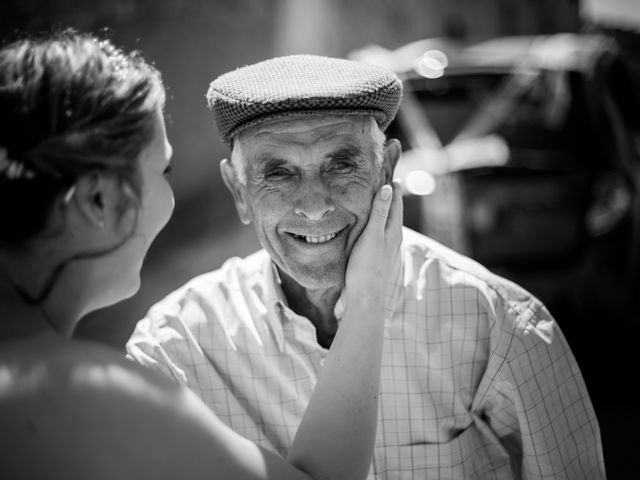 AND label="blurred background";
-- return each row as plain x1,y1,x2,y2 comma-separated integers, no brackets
2,0,638,477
